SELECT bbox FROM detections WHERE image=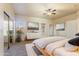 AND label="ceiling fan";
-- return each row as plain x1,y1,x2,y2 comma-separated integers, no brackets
43,9,56,16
